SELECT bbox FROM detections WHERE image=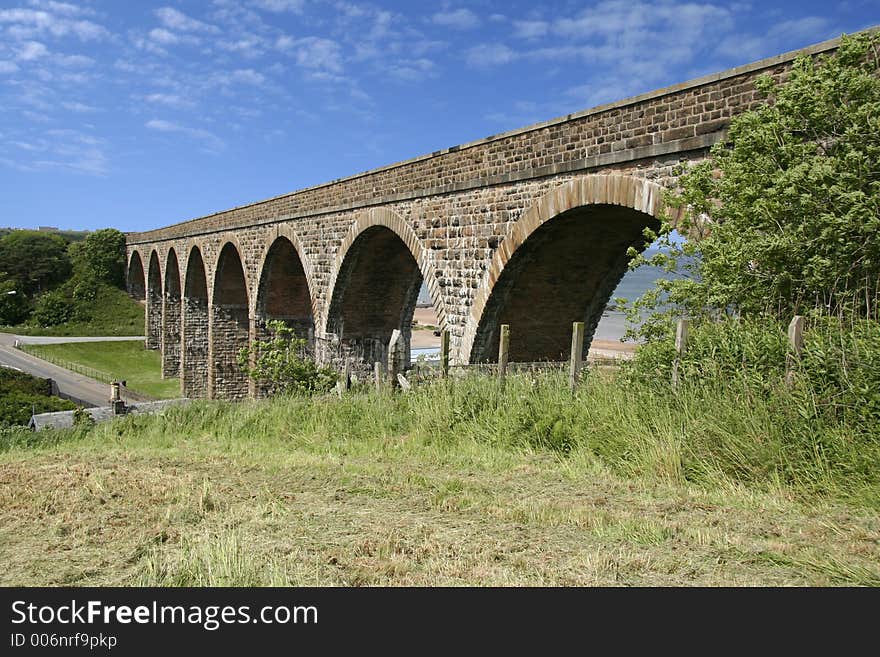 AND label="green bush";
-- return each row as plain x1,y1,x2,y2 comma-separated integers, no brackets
0,391,76,427
0,367,51,397
239,320,337,396
32,290,74,326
